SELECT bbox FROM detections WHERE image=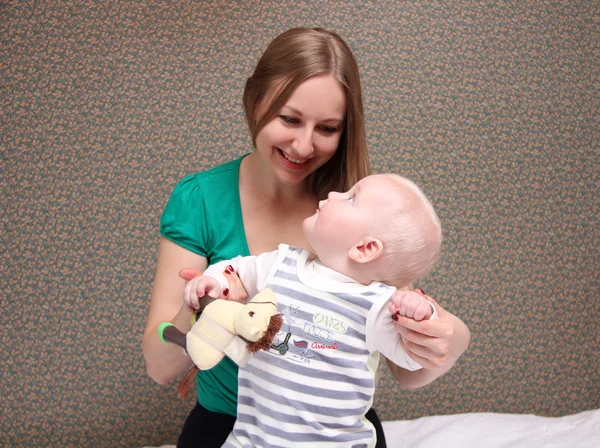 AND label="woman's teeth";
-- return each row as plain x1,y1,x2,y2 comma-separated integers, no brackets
281,150,307,164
